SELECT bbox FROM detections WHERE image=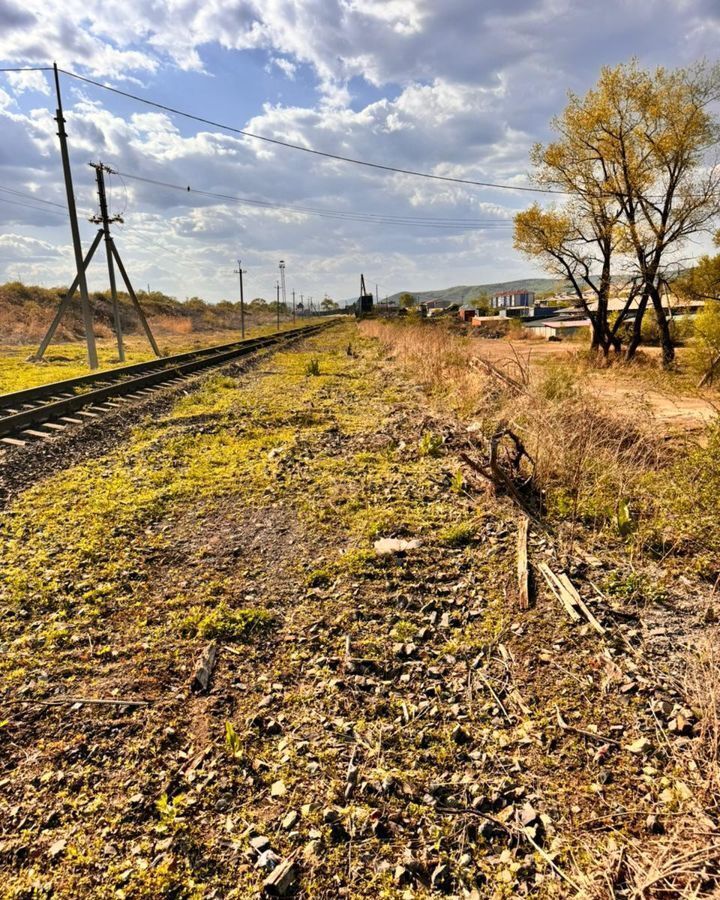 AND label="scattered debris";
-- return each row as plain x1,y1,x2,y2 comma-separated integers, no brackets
516,516,530,609
373,537,422,555
191,640,218,692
